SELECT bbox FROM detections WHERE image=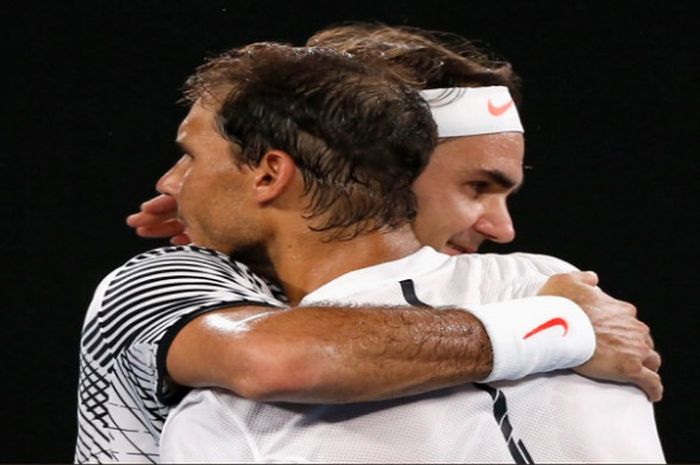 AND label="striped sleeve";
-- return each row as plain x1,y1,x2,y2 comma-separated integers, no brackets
75,245,286,463
98,245,284,403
